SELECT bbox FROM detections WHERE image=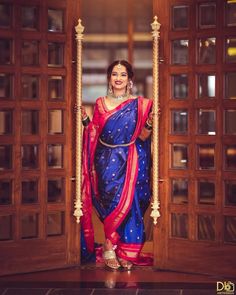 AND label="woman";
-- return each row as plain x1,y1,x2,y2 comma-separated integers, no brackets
80,60,153,270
